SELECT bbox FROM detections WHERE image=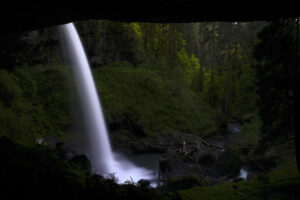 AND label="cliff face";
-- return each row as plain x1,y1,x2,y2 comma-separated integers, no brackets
0,1,298,37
